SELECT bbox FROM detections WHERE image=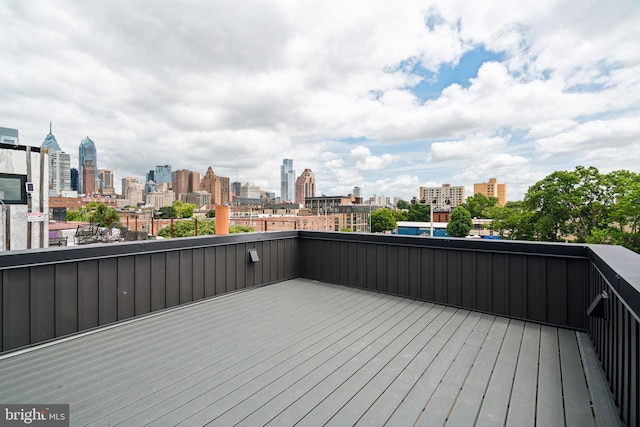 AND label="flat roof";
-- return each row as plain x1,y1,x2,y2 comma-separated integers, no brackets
0,279,620,425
